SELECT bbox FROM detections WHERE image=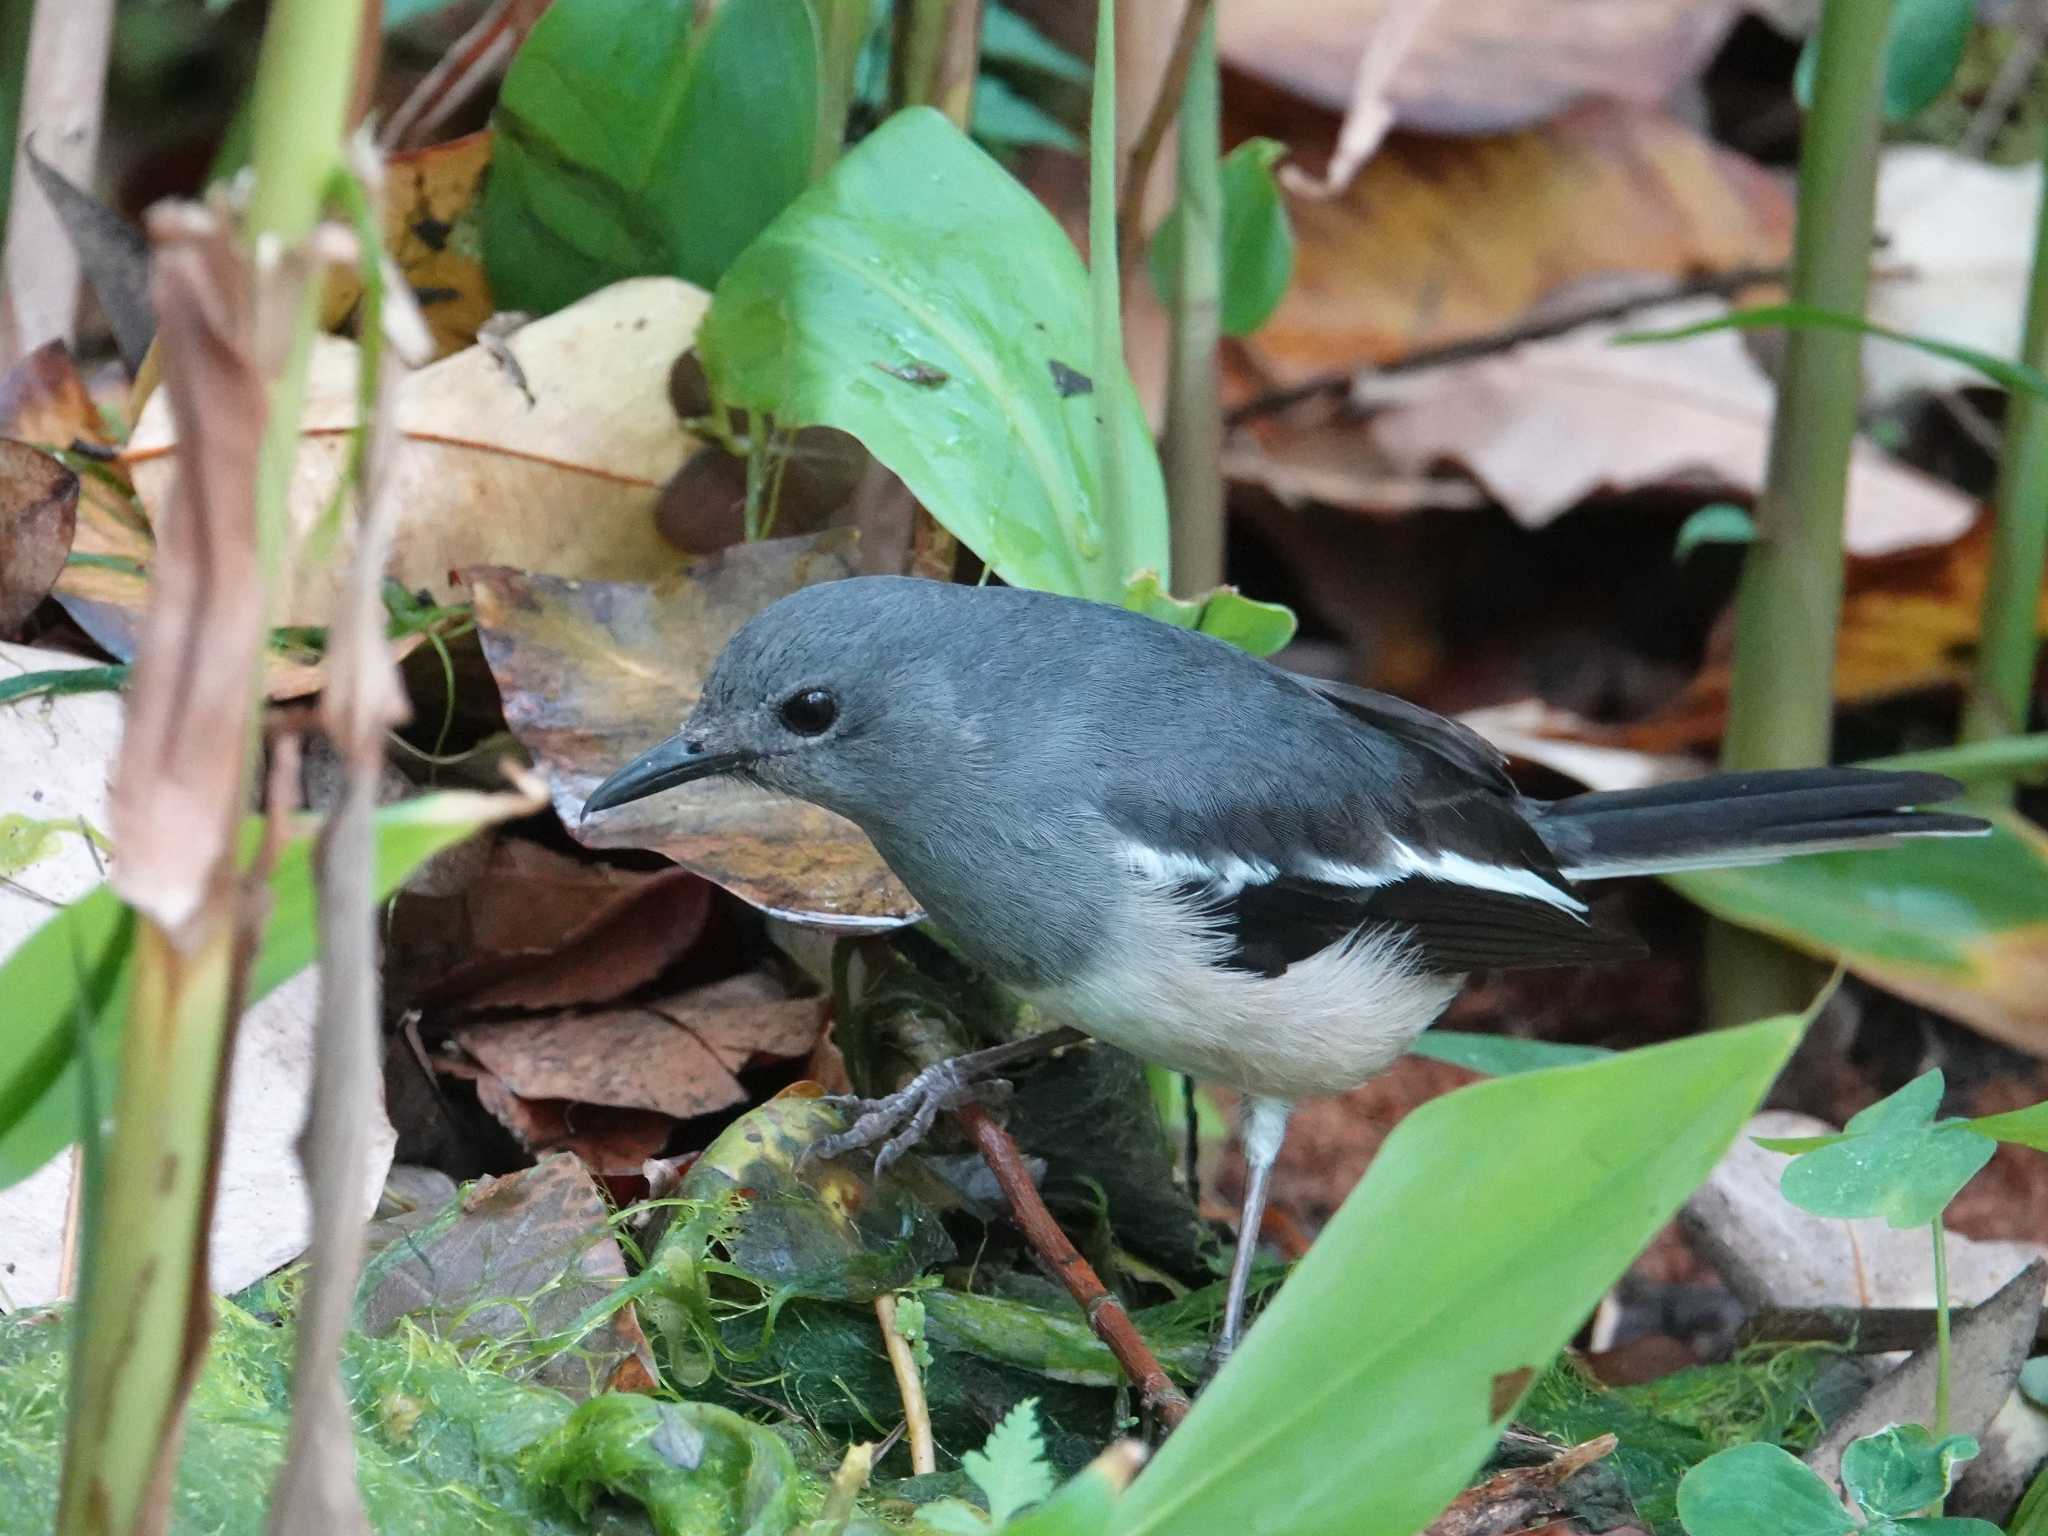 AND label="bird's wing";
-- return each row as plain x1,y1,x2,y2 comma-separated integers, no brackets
1103,681,1640,976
